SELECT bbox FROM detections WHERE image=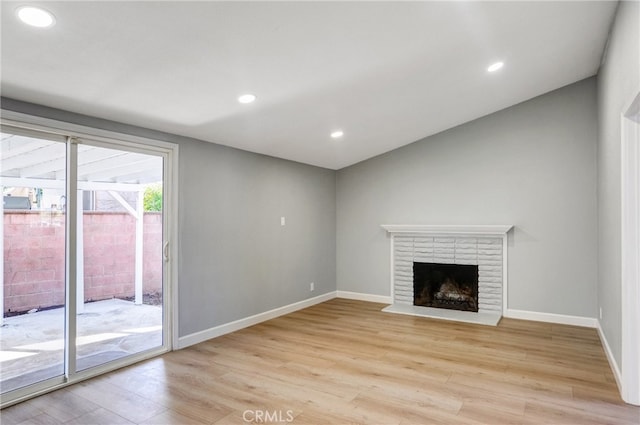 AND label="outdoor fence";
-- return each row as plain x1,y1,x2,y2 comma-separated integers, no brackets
3,211,162,315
